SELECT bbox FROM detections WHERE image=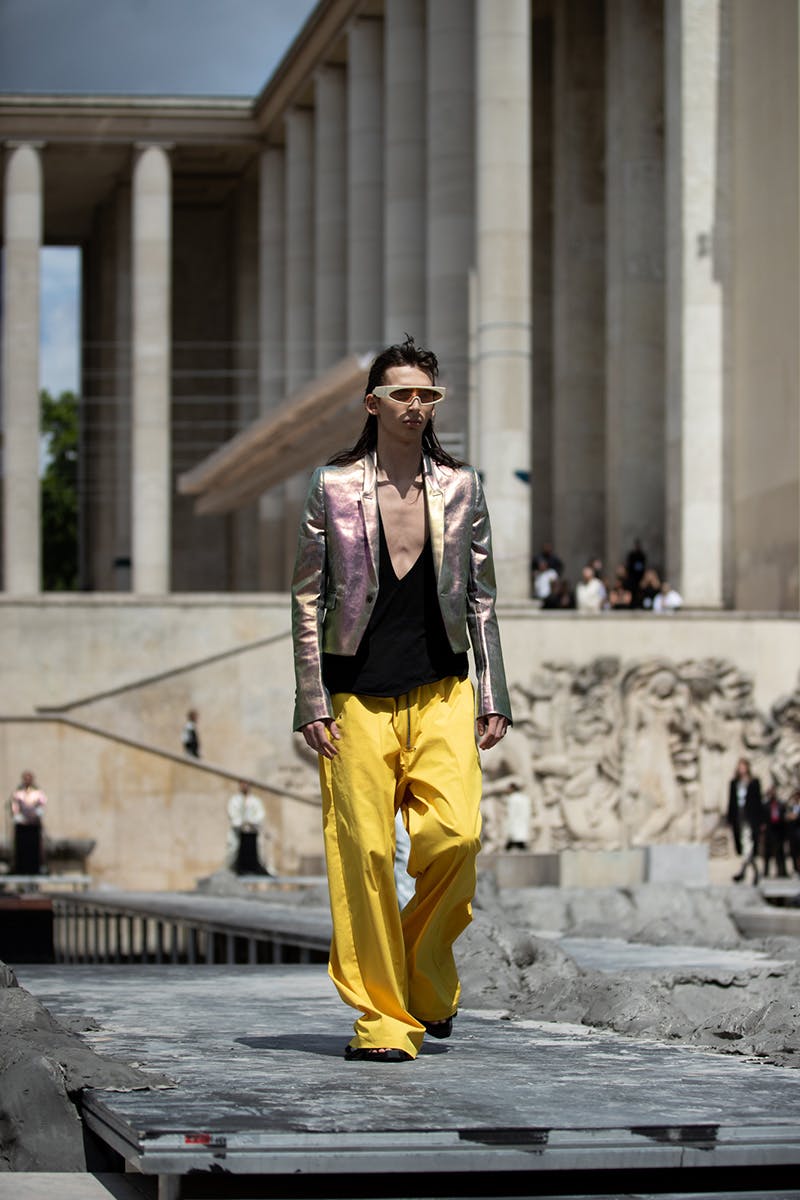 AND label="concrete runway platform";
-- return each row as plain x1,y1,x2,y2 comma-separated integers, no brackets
16,963,800,1199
